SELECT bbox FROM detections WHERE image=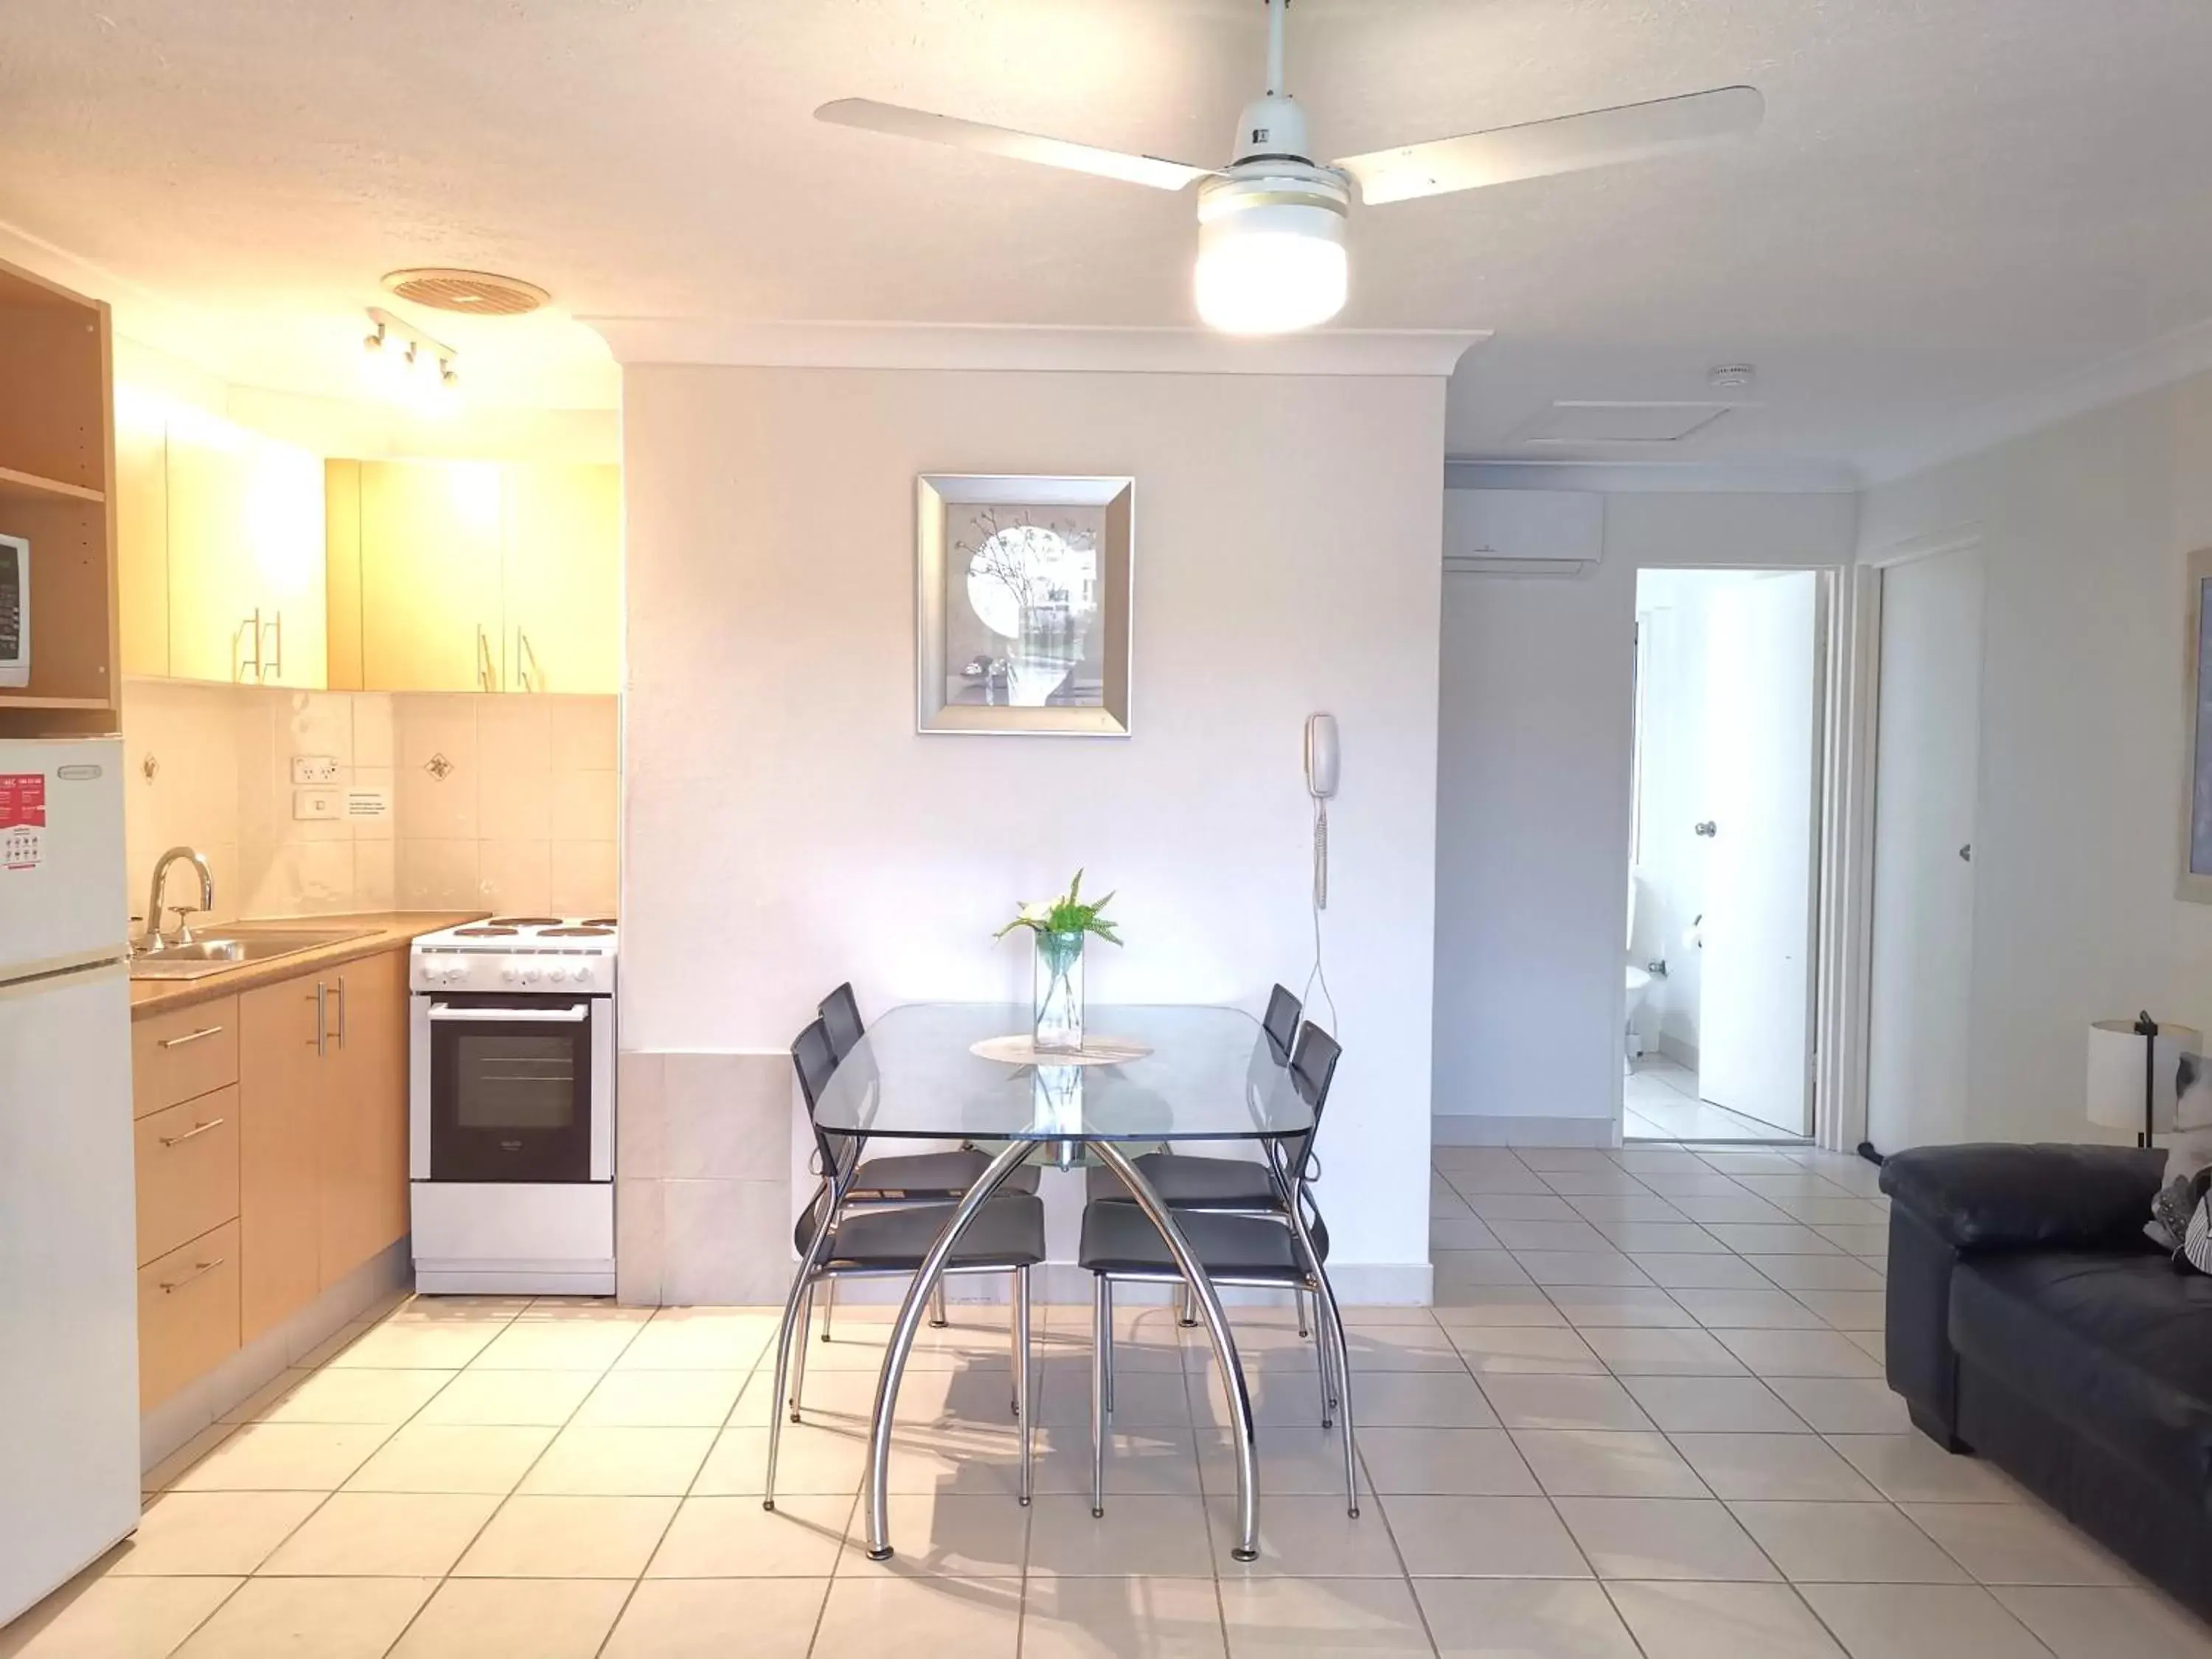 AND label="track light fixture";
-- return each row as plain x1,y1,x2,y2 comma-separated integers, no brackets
362,306,460,401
